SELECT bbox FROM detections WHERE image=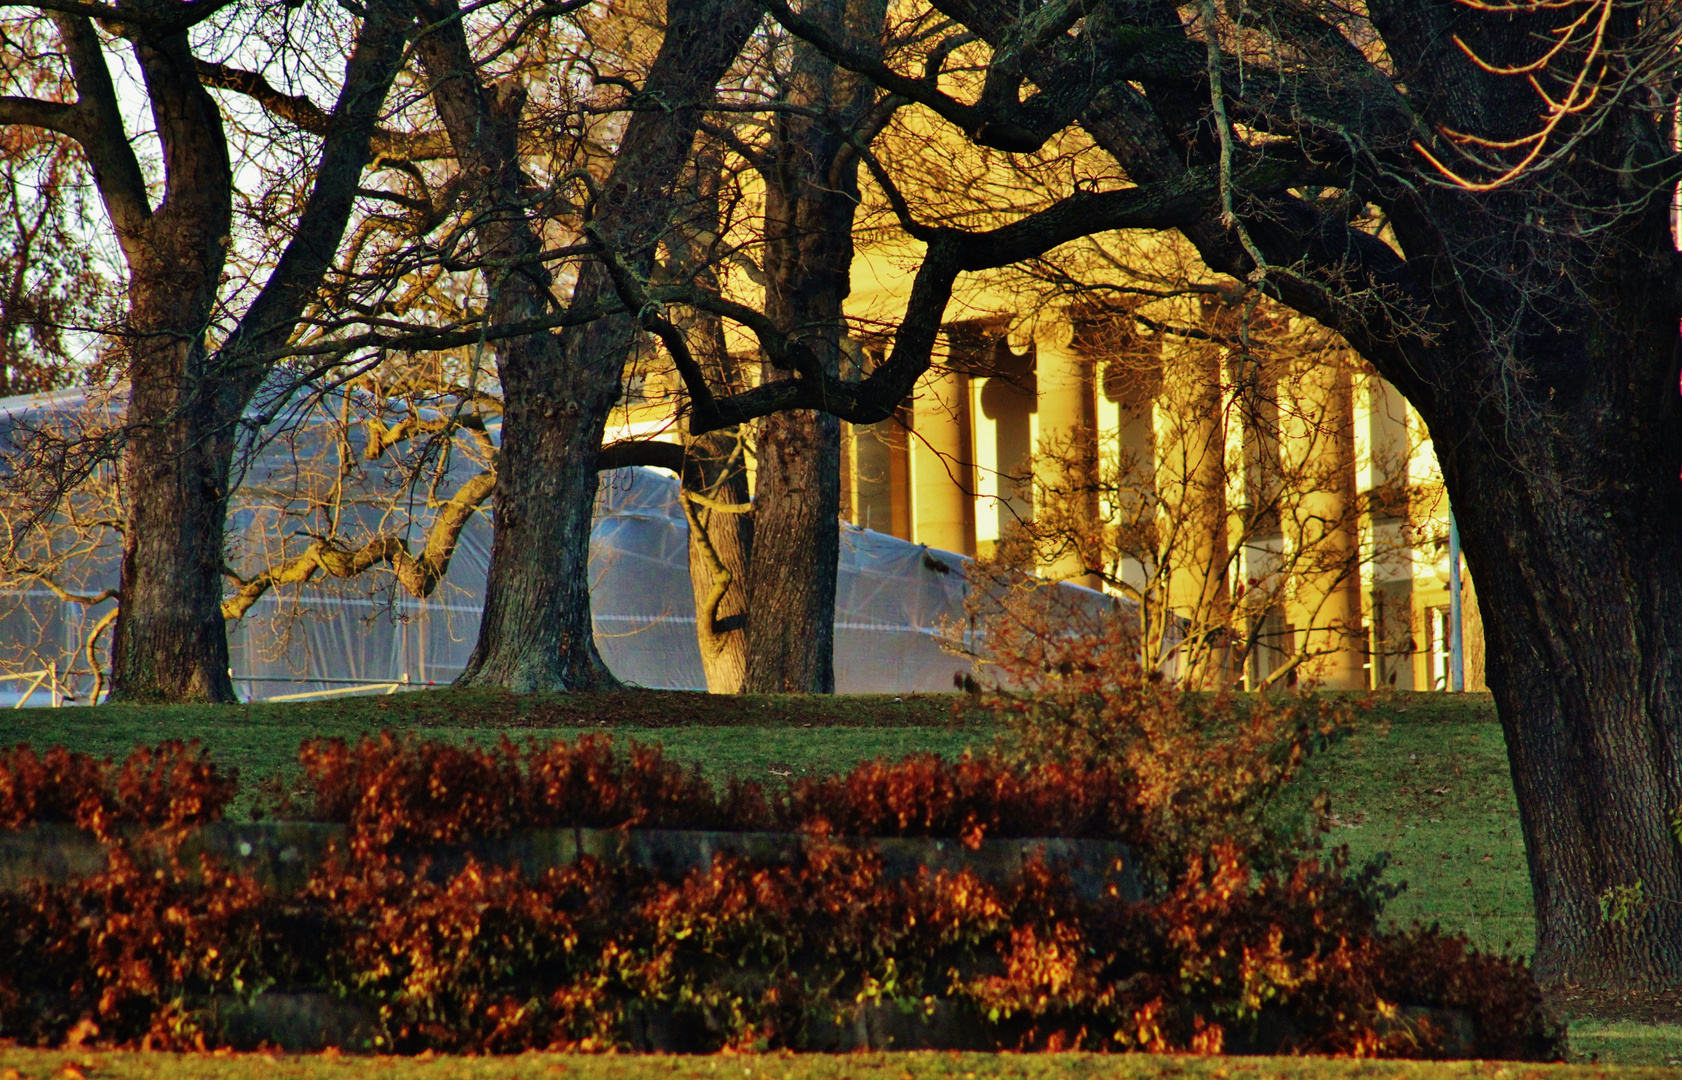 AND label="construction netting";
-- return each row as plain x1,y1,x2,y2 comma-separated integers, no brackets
0,388,1110,703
